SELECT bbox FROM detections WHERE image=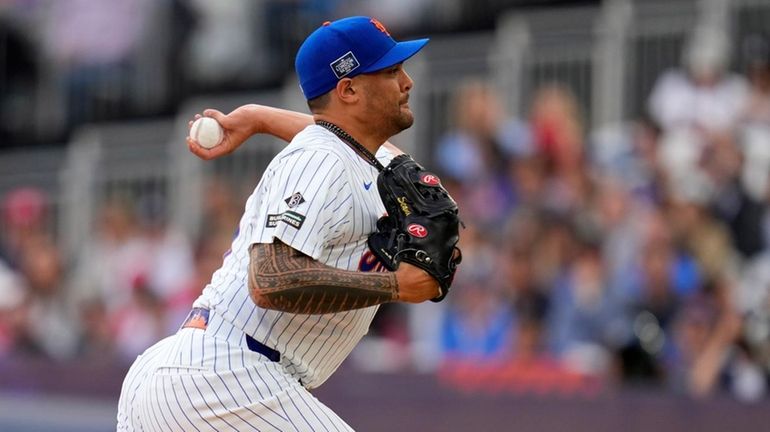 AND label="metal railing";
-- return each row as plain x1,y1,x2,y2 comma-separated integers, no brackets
59,120,174,256
1,0,764,262
0,147,65,249
411,32,496,163
170,91,288,240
